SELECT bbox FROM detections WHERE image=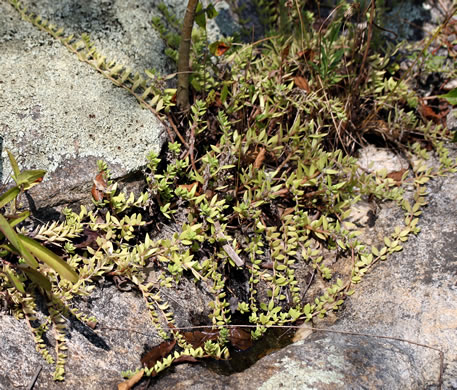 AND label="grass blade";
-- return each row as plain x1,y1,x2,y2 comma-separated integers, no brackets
18,234,78,283
0,214,38,268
